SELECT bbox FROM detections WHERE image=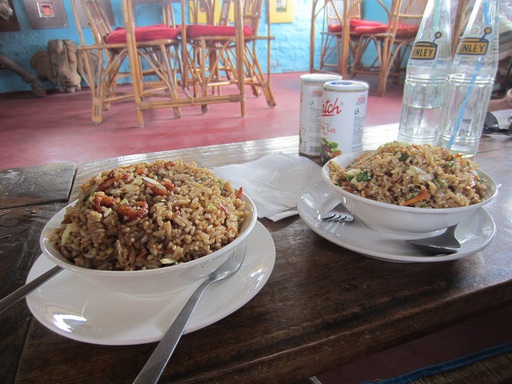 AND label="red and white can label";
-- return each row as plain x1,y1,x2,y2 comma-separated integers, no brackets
299,74,342,157
320,80,369,164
